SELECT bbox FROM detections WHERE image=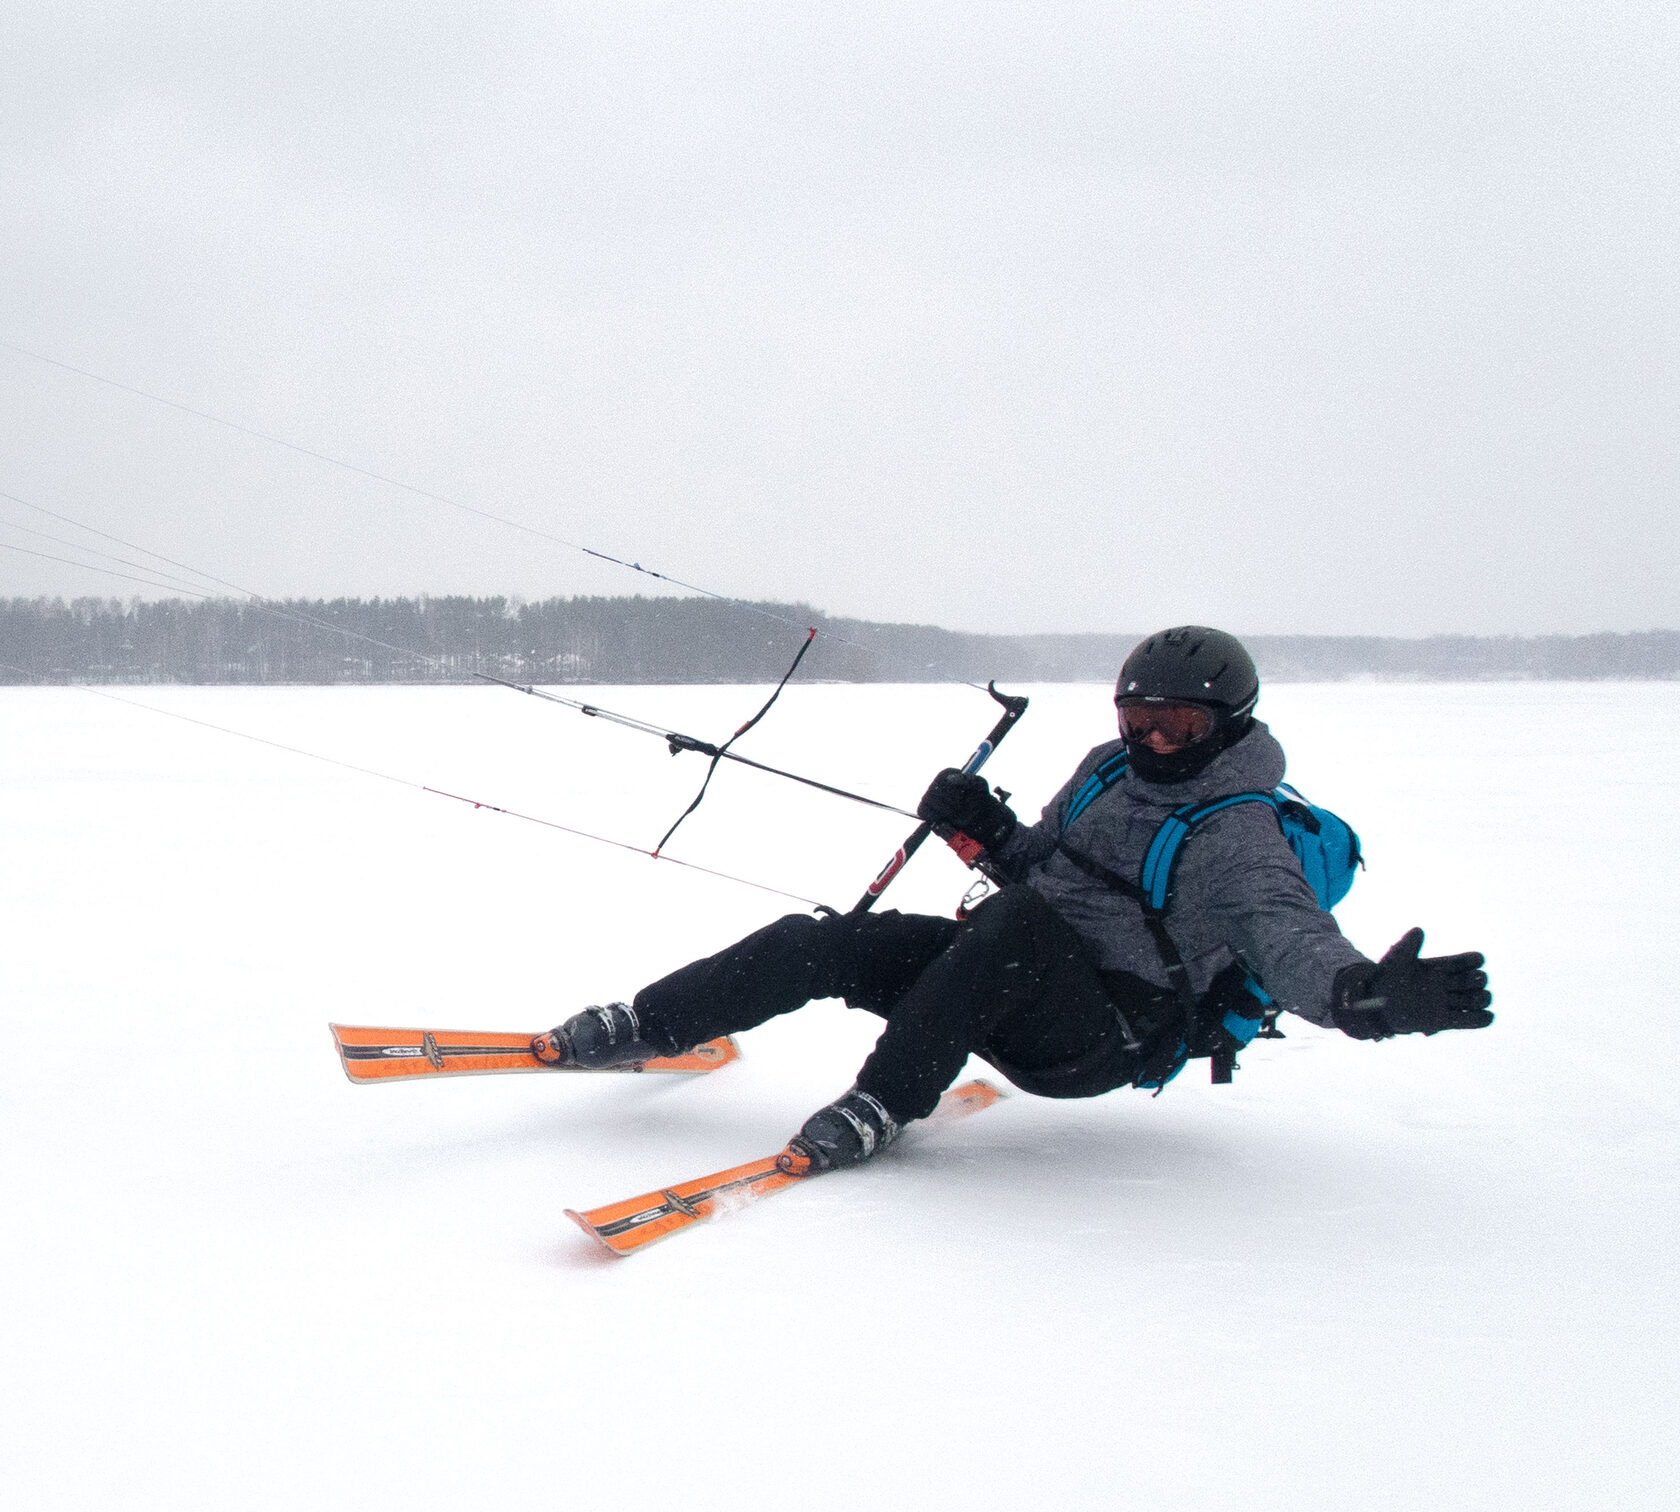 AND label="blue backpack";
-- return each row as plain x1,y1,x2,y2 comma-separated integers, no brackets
1057,753,1362,1086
